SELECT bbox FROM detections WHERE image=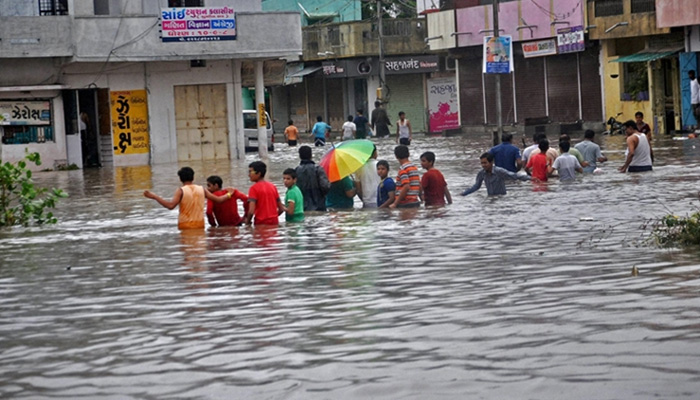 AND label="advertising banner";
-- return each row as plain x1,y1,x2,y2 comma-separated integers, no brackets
483,36,514,74
522,39,558,58
161,7,236,43
0,101,51,125
427,77,459,133
557,26,585,54
110,90,149,155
